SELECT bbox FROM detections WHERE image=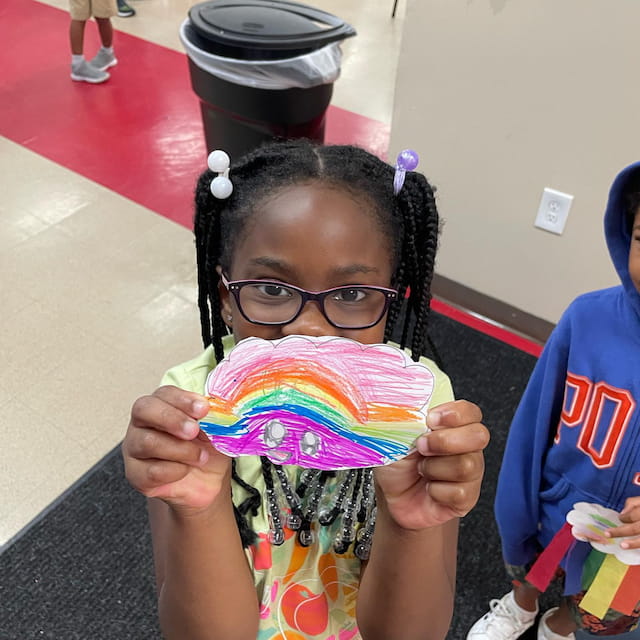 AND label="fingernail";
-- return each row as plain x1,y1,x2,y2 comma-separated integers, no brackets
193,400,209,414
426,411,442,428
621,541,629,549
199,449,209,465
416,435,429,455
182,420,199,438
